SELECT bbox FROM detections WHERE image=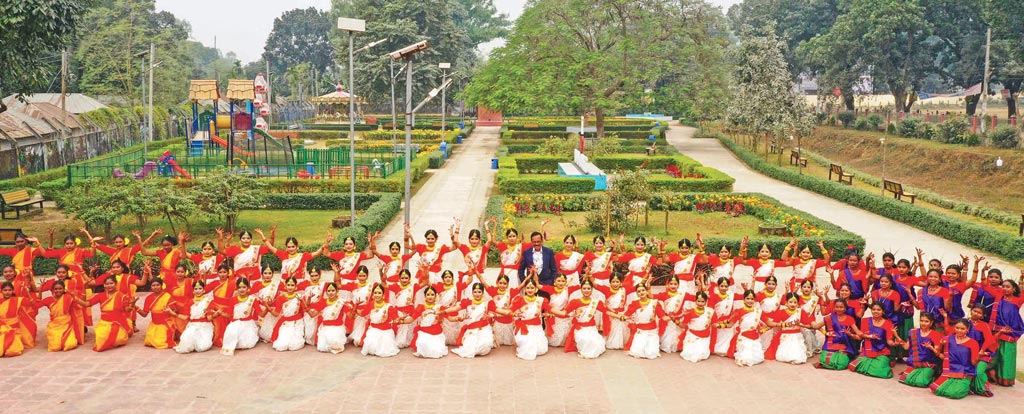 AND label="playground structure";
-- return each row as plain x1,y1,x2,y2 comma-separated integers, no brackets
187,76,295,168
63,75,415,185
